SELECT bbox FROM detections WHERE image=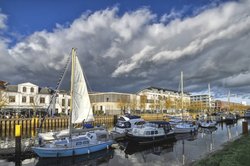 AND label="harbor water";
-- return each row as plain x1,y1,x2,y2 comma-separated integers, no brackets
0,119,249,166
